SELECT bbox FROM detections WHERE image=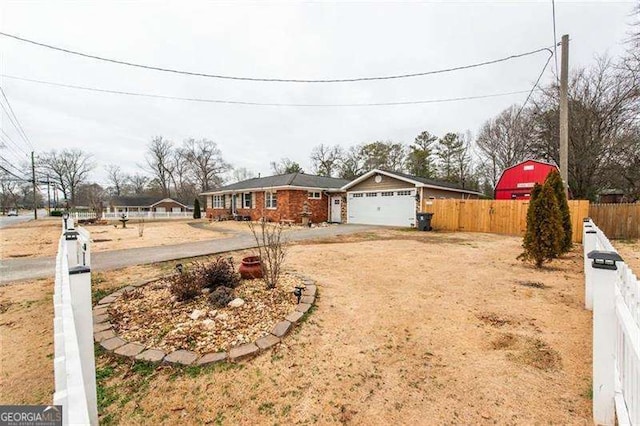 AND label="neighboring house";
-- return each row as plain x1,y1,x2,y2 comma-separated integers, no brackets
107,196,191,215
200,173,349,223
598,189,625,204
341,169,482,227
494,160,560,200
